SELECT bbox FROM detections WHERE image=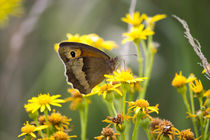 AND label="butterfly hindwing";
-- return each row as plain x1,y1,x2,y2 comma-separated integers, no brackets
58,42,117,94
